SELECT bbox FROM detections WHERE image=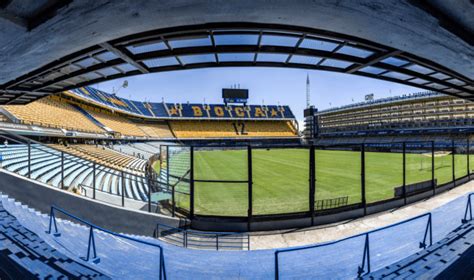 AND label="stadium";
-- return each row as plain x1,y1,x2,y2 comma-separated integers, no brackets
0,1,473,279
